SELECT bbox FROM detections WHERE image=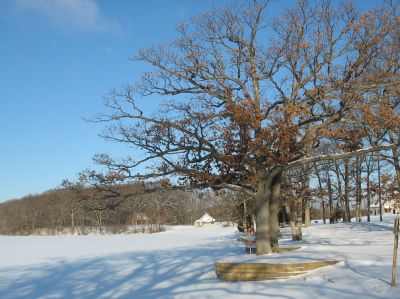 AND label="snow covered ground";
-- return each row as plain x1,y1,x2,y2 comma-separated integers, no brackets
0,216,399,299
